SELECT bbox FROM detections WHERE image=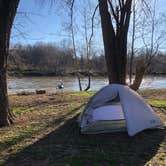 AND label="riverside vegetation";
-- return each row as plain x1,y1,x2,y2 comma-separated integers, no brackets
8,43,166,77
0,89,165,166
